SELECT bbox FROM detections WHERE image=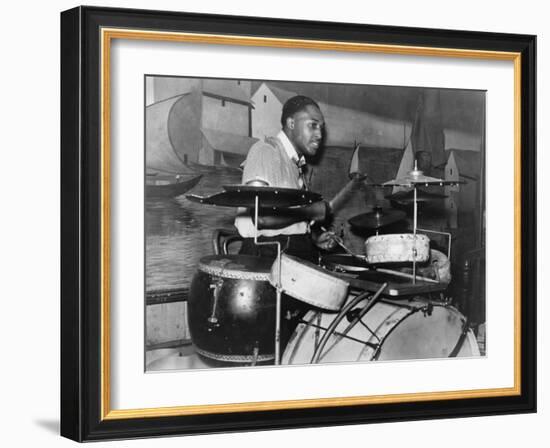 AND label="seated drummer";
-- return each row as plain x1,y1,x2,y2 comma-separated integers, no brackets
235,95,337,261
